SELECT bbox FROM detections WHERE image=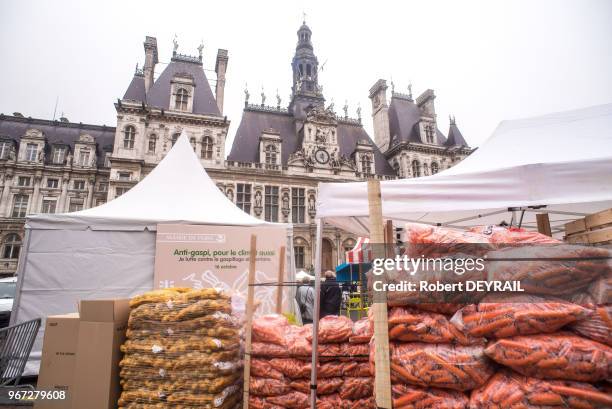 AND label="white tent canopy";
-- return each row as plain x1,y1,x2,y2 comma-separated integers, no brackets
317,103,612,235
12,133,292,374
30,133,277,230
